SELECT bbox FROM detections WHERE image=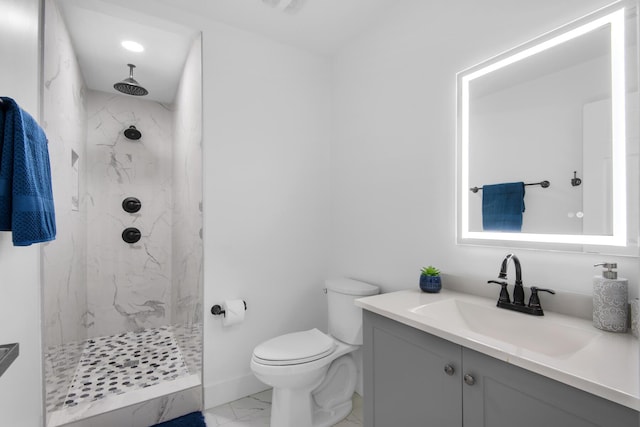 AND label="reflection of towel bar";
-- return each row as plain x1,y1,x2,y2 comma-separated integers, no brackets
470,180,550,193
